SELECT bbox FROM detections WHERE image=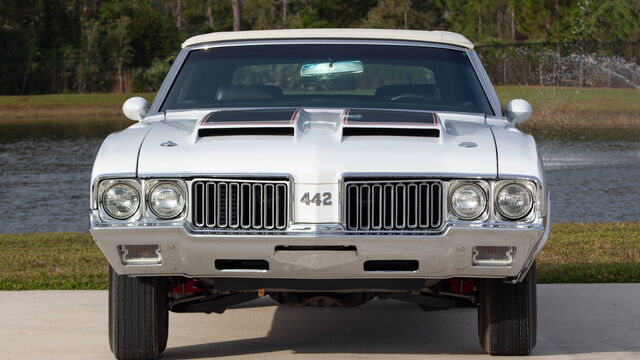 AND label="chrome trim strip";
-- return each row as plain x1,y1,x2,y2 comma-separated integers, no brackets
148,49,190,115
187,39,470,52
340,172,499,180
468,50,503,117
91,213,546,236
